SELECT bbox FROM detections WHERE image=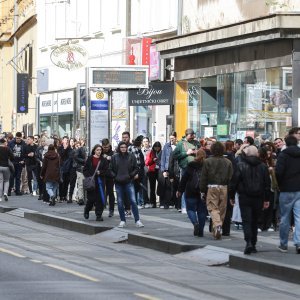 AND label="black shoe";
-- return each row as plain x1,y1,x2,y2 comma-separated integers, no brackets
244,243,253,255
198,229,204,237
222,233,230,236
108,210,114,217
38,195,43,200
251,246,258,253
67,199,73,203
84,211,89,220
96,216,103,221
50,196,56,206
15,192,23,196
7,191,11,196
78,199,84,206
193,223,200,236
3,194,8,201
296,245,300,254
